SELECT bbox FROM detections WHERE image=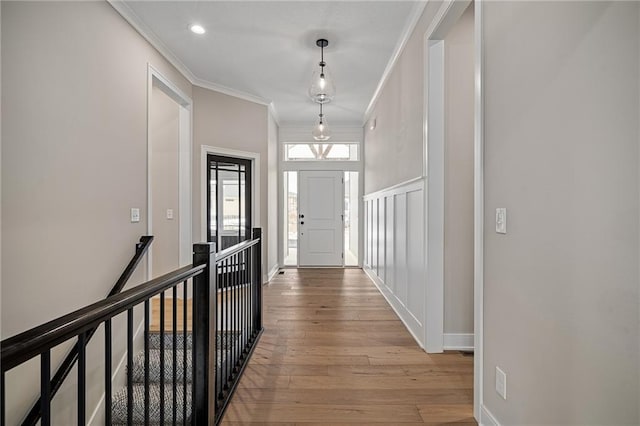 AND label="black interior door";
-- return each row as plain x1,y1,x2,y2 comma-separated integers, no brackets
207,154,252,251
